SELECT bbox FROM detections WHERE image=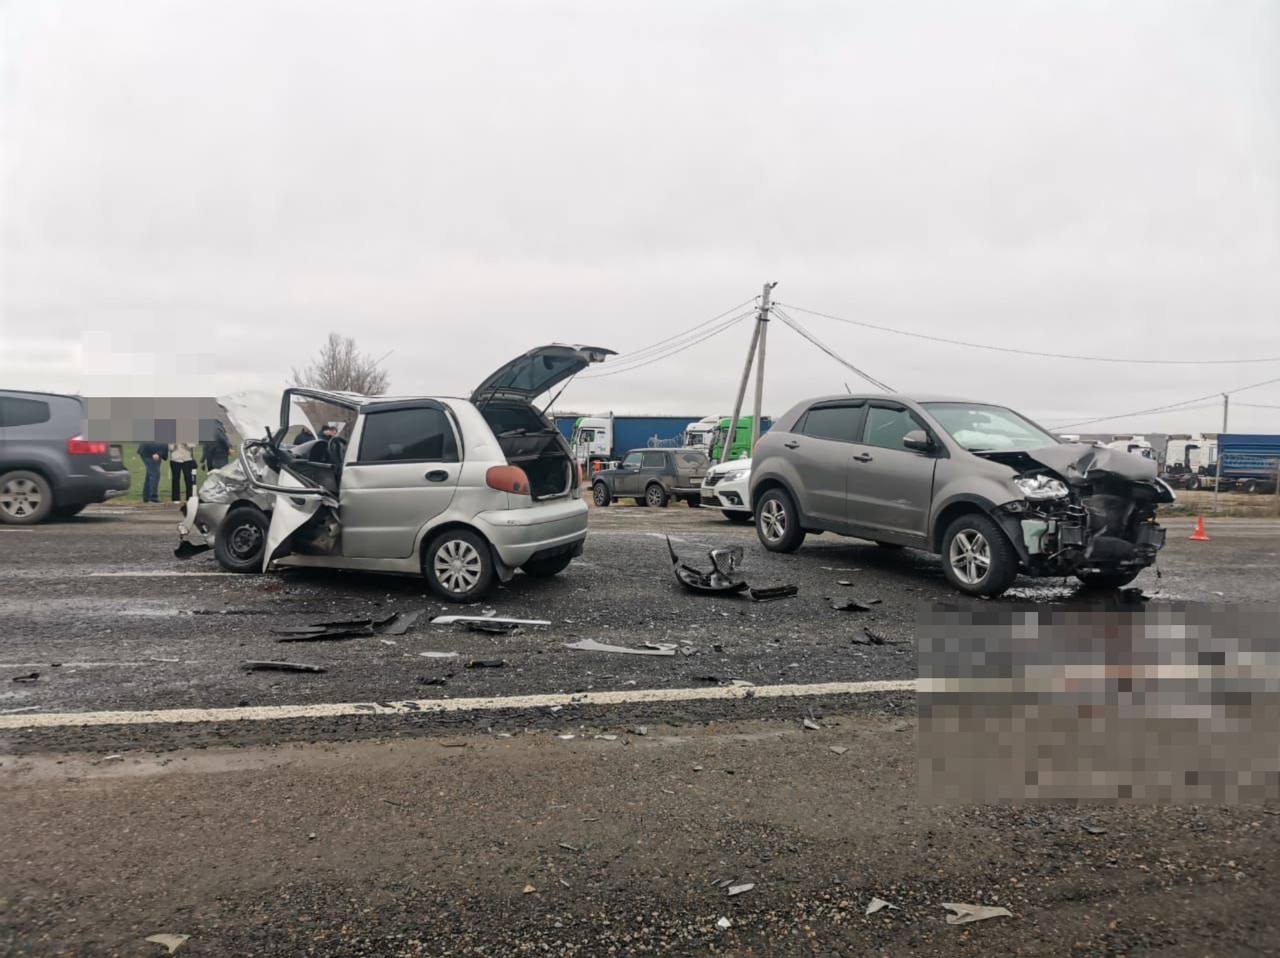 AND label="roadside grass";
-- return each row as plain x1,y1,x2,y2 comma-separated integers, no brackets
109,443,220,505
1162,489,1280,518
